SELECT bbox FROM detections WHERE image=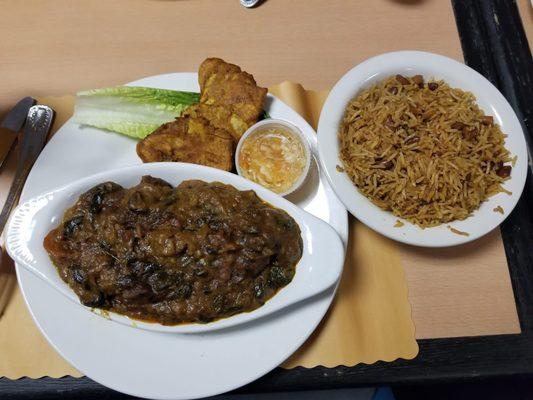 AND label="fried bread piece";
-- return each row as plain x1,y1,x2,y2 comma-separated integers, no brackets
136,116,233,171
184,58,267,141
